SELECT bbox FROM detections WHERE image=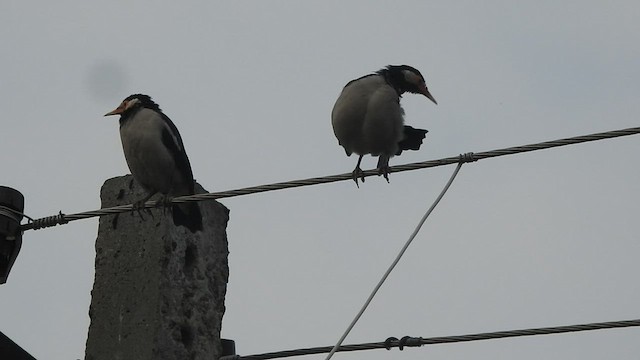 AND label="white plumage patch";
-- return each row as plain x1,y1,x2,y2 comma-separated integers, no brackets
124,97,141,110
402,69,423,87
